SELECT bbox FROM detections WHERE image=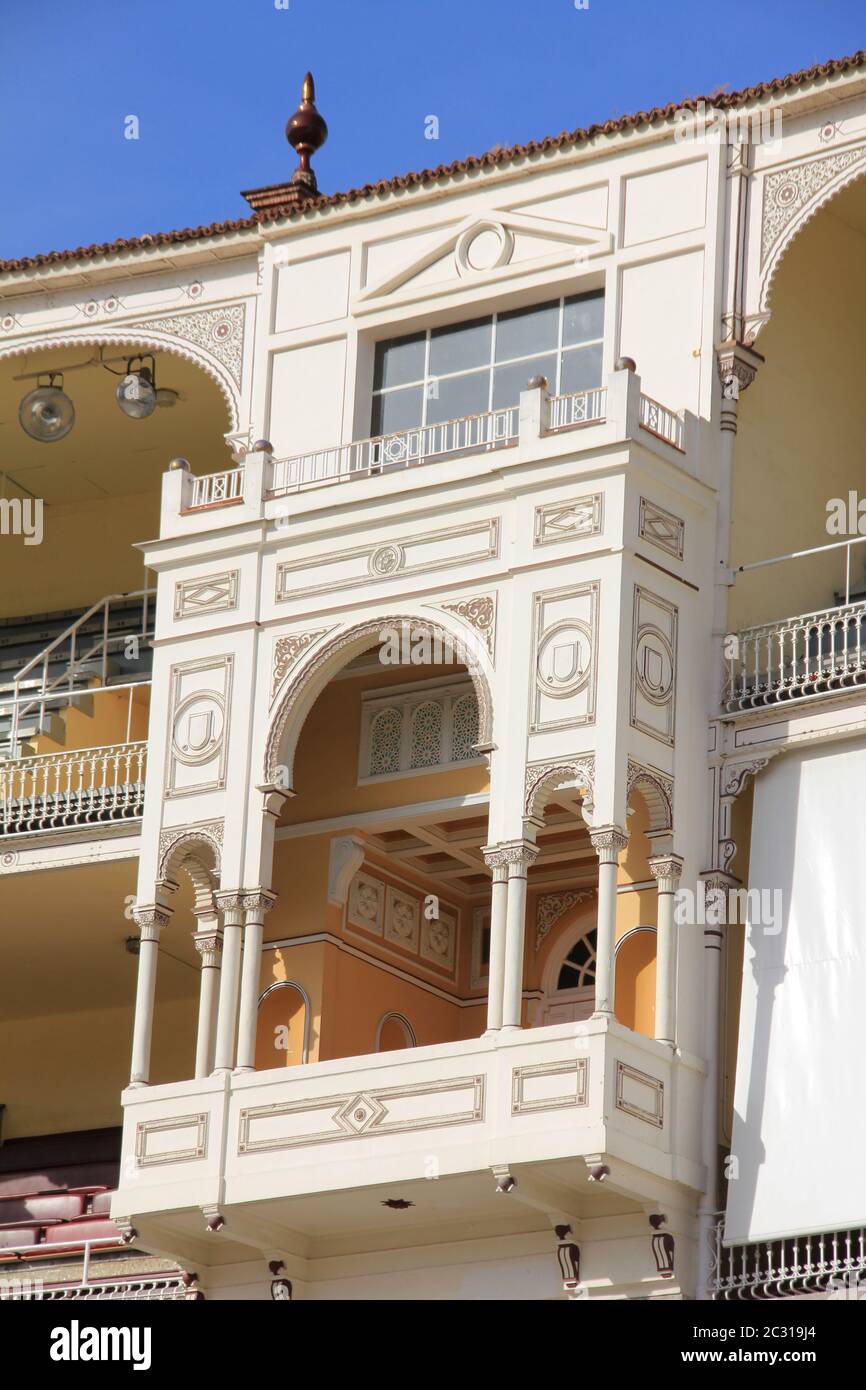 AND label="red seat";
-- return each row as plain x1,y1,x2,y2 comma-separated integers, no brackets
0,1193,85,1224
90,1191,115,1216
43,1217,119,1247
0,1226,39,1249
